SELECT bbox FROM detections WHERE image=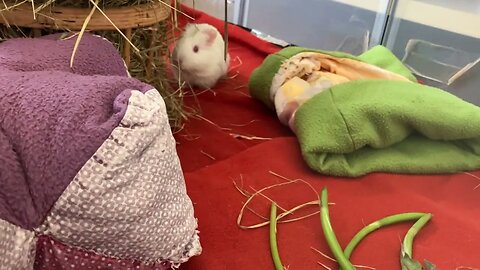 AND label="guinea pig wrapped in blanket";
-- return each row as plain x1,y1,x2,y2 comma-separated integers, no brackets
0,33,201,270
172,23,230,89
